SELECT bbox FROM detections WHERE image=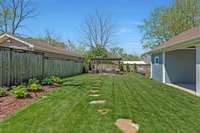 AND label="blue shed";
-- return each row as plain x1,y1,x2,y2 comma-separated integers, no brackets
148,26,200,96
